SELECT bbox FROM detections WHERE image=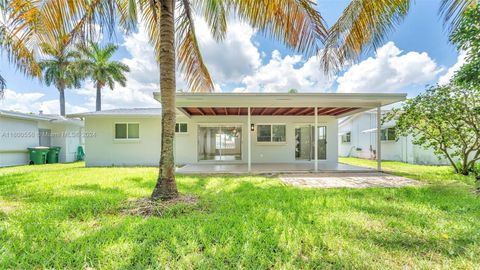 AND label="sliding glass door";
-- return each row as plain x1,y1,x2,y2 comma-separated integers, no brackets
295,125,326,160
198,126,242,161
